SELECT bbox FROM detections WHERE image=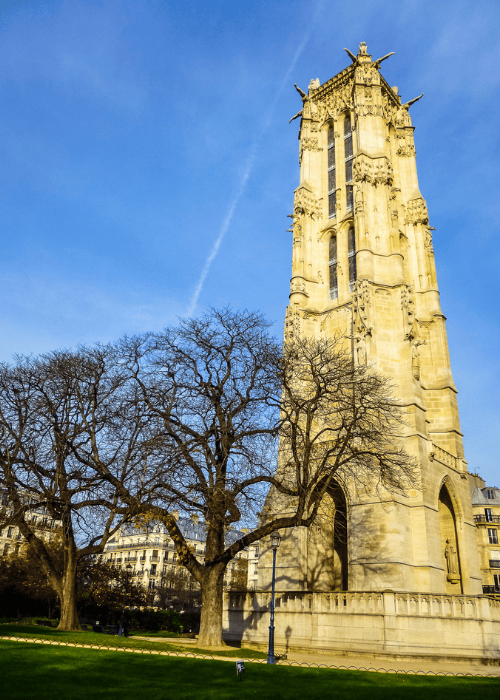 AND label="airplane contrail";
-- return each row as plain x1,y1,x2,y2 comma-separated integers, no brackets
186,1,325,317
